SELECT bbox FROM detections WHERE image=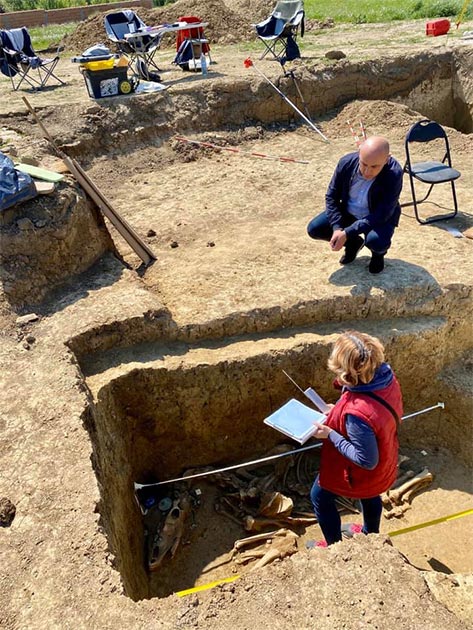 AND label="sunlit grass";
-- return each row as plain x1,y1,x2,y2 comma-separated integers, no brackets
304,0,471,23
29,22,78,51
